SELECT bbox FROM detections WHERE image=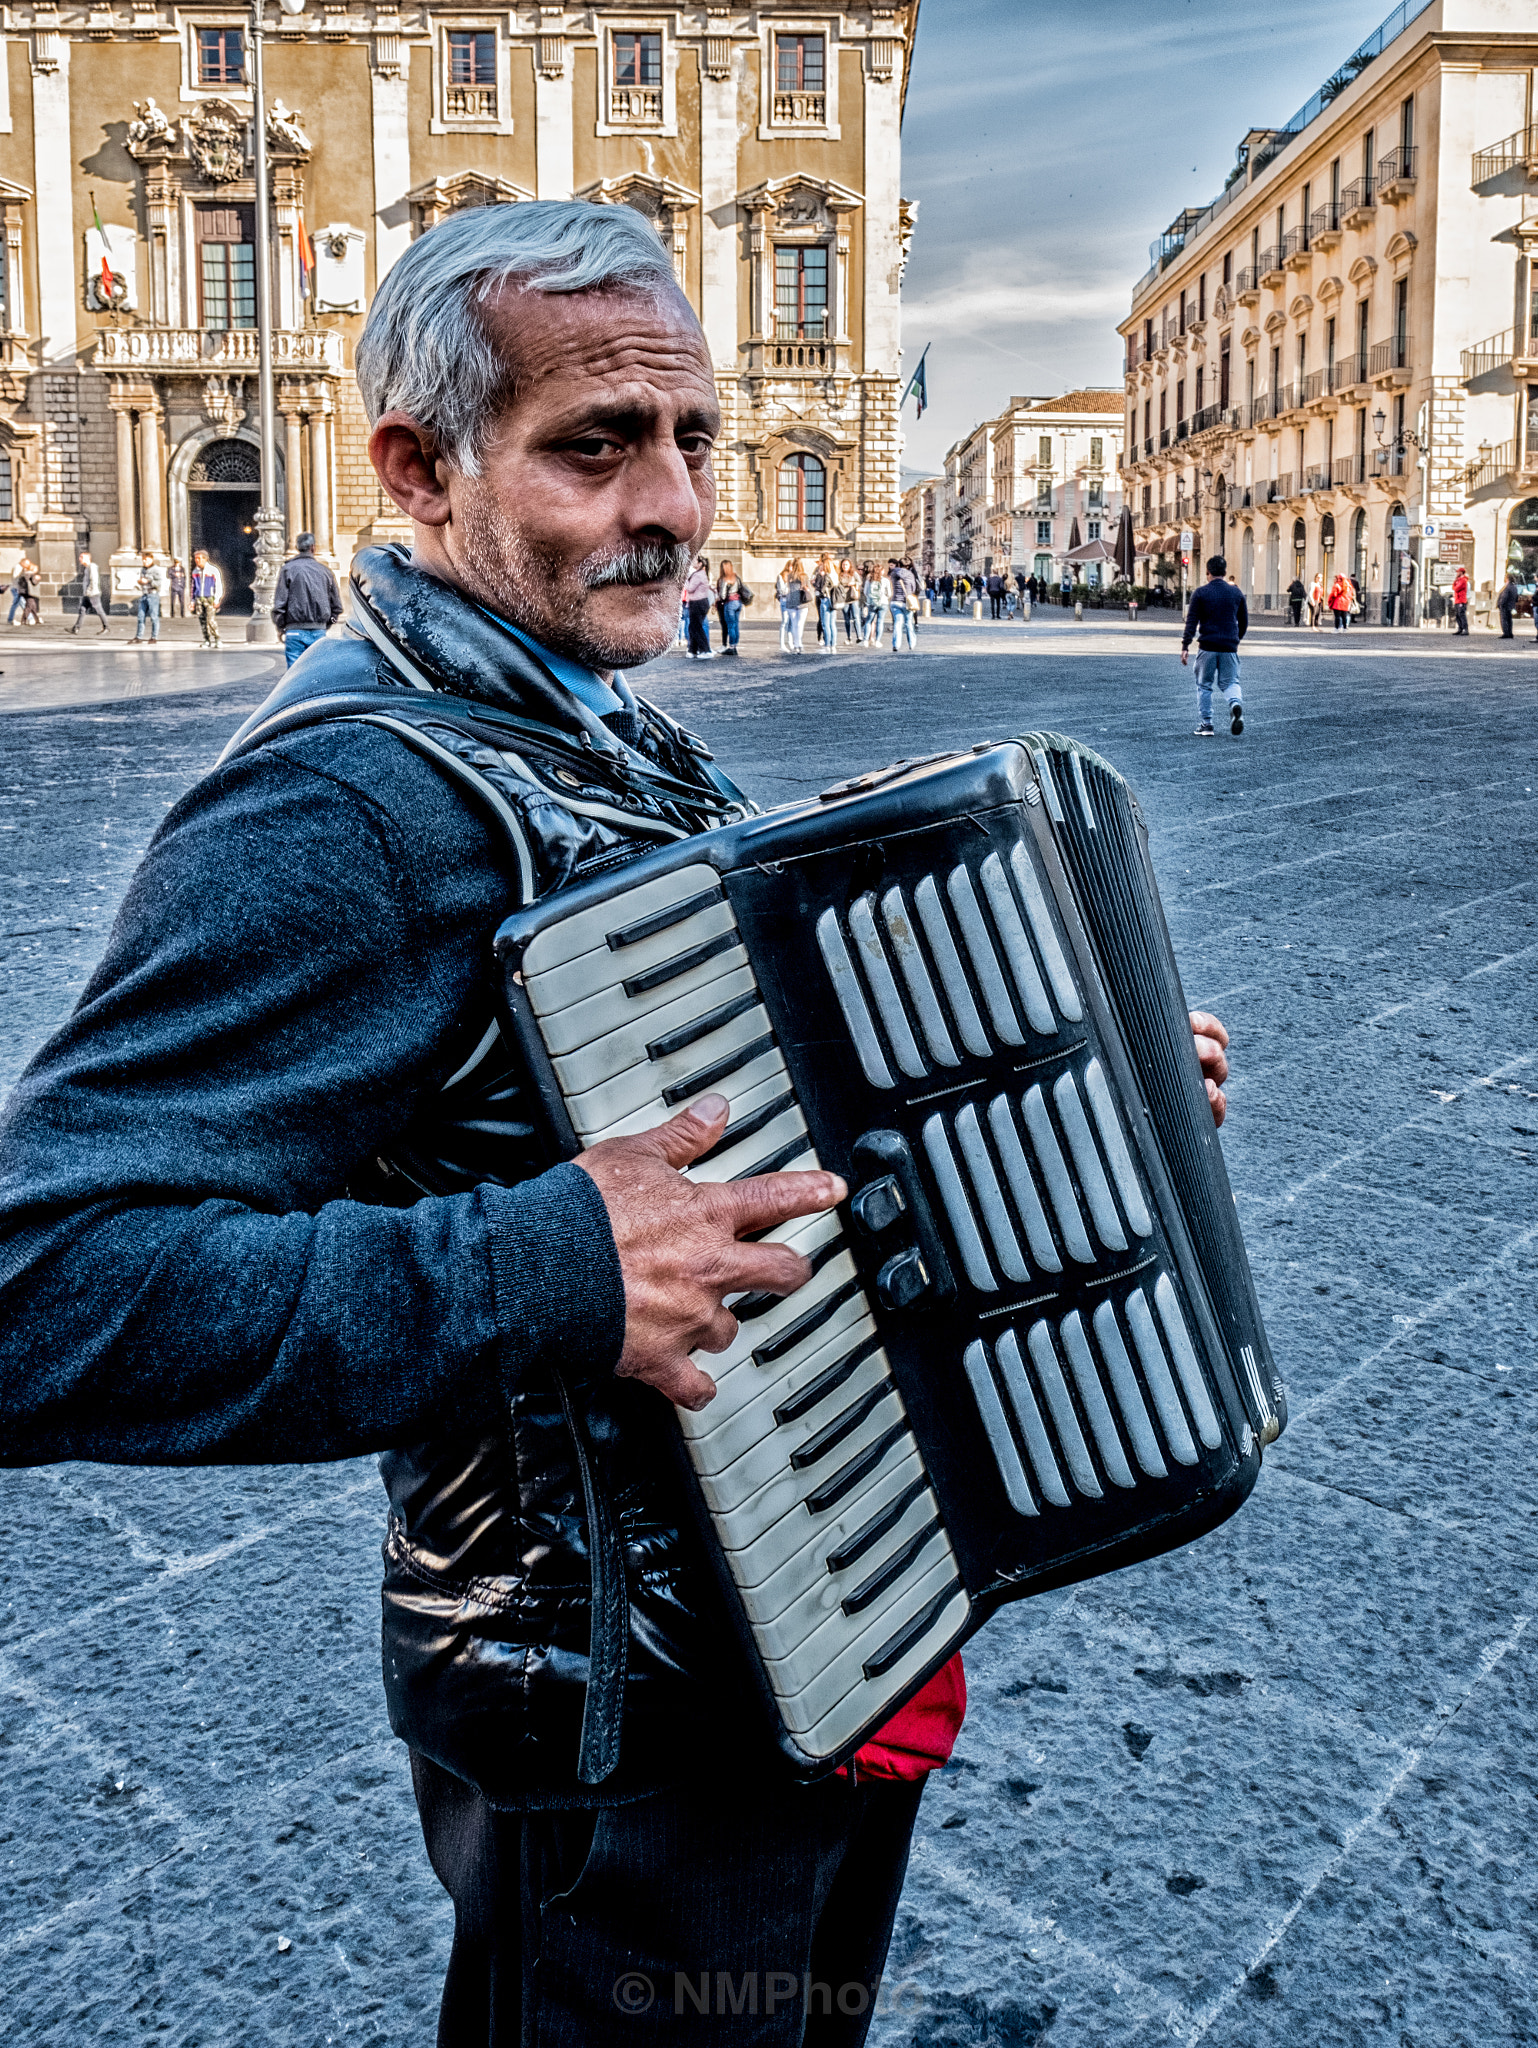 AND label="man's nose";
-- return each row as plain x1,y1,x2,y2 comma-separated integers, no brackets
623,438,711,542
